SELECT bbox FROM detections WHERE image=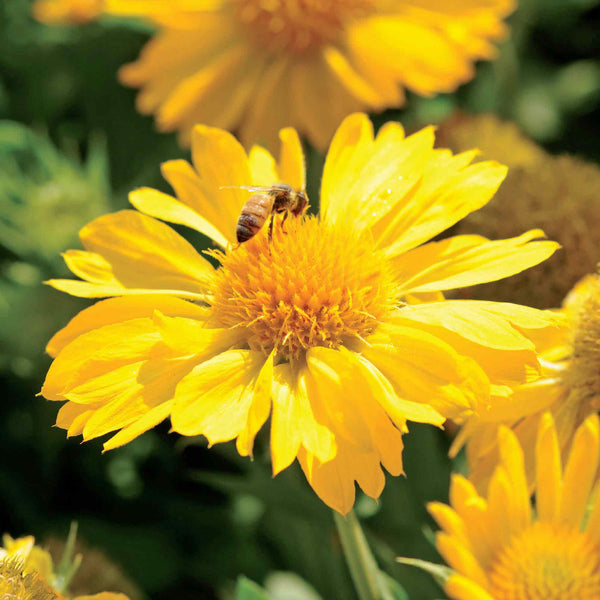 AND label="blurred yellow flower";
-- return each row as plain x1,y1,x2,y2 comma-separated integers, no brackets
32,0,102,24
0,535,128,600
0,558,58,600
42,114,560,514
109,0,515,150
459,272,600,491
428,413,600,600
